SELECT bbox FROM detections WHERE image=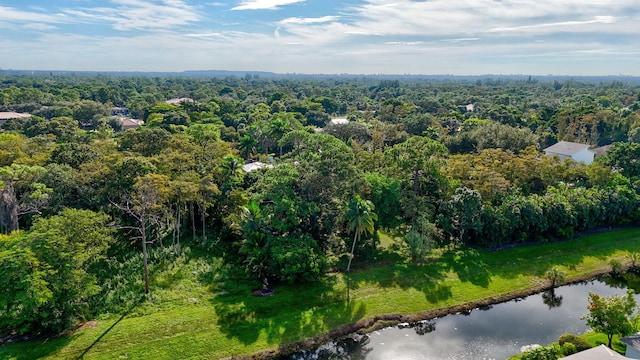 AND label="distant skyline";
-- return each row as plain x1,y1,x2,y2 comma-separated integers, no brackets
1,0,639,75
